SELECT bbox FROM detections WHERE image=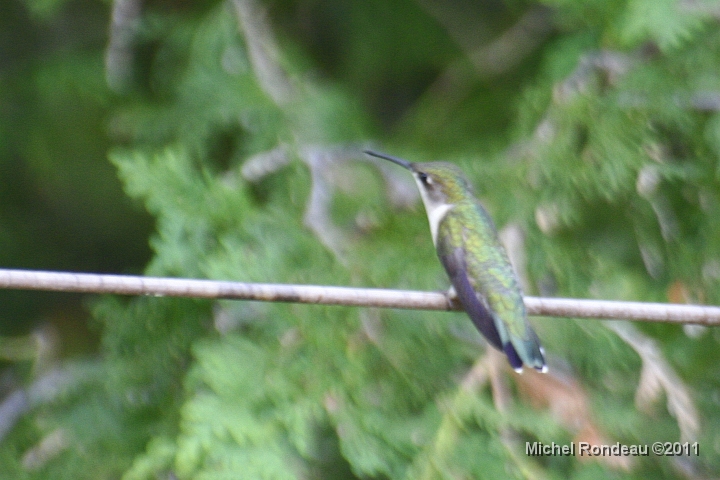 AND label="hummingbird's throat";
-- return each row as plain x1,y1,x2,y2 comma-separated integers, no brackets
423,202,454,247
413,175,455,246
